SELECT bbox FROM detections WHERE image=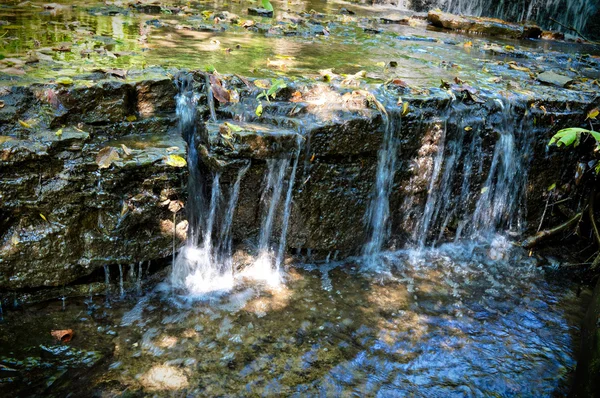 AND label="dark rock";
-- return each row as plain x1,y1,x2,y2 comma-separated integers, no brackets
573,278,600,397
134,4,162,14
380,16,410,24
248,7,273,18
135,79,177,117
